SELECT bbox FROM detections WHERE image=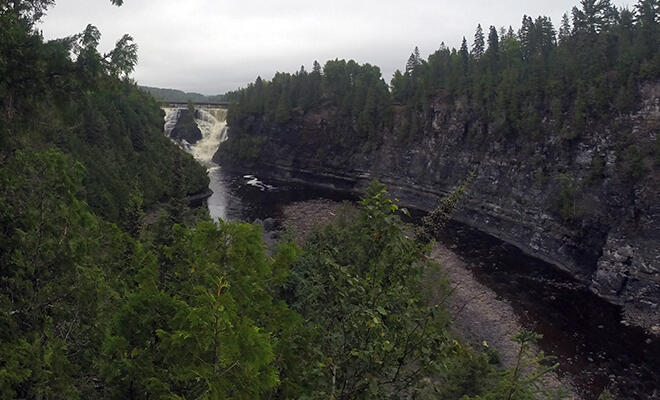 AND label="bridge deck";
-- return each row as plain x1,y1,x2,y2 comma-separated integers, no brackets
161,100,231,107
